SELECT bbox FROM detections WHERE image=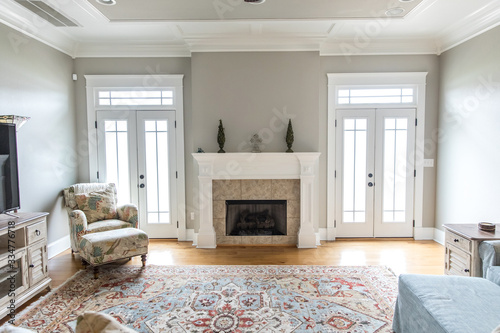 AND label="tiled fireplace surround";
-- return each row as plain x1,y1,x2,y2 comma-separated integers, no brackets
193,153,320,248
213,179,300,245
